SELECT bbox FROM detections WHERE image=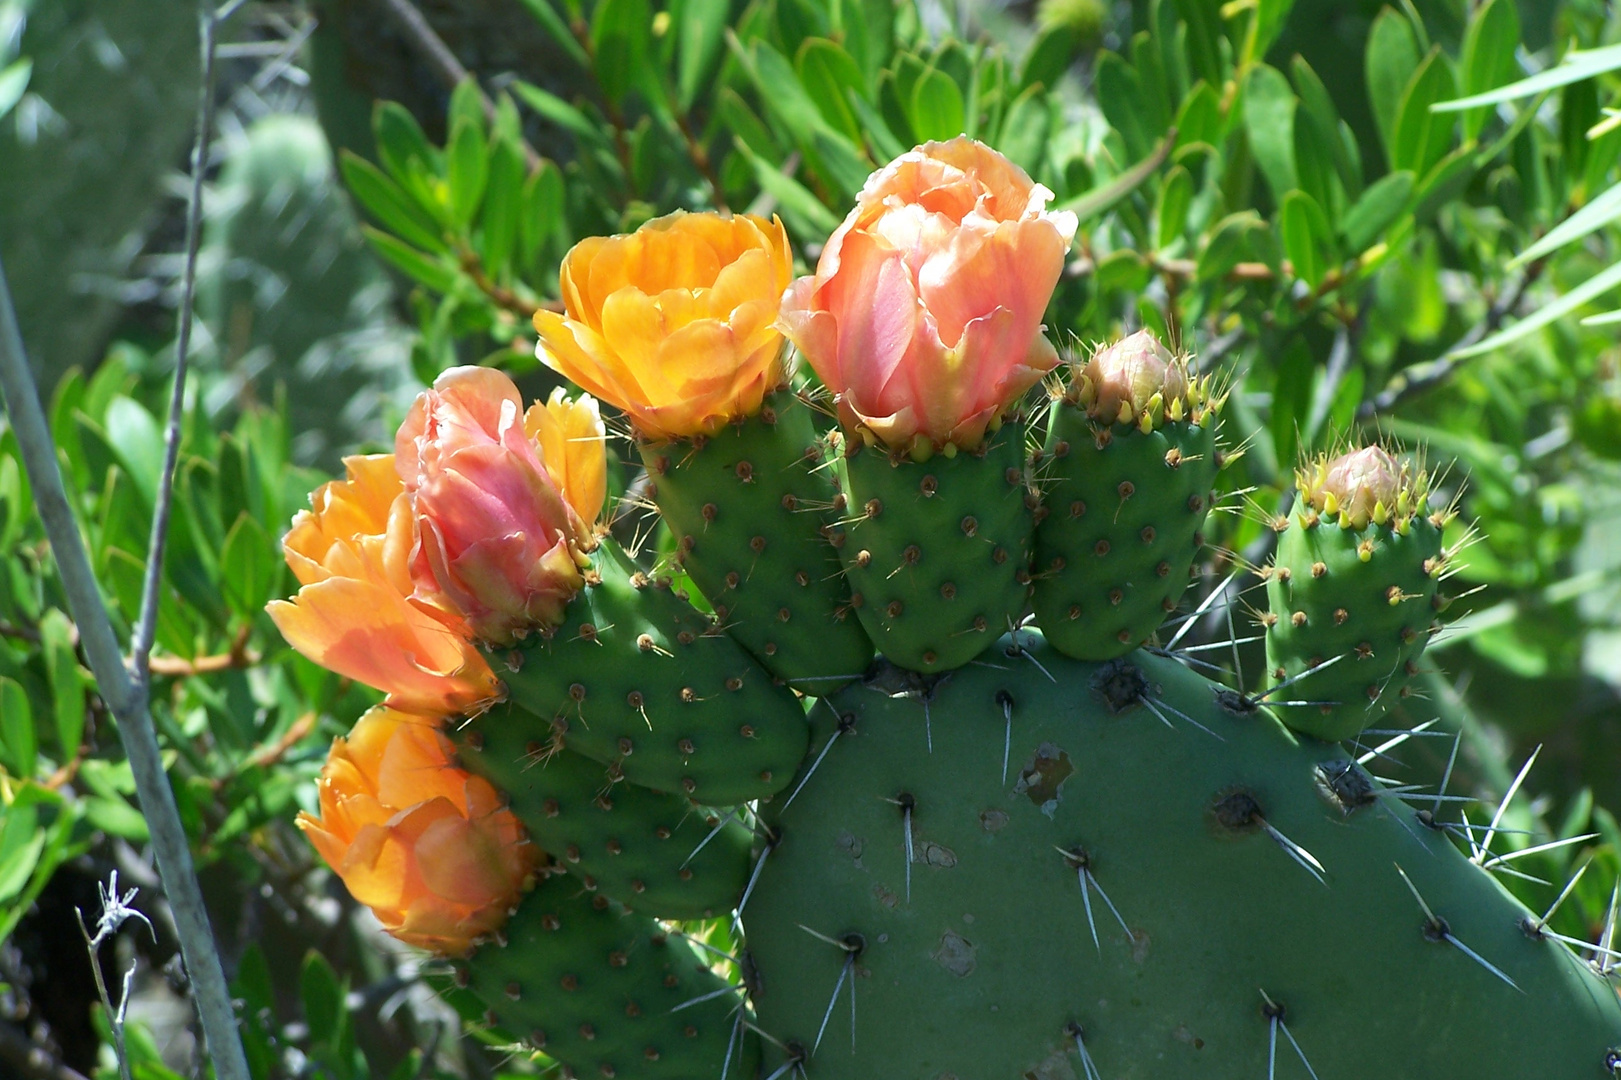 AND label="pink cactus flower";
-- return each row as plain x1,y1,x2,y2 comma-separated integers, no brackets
779,137,1078,457
395,367,590,645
